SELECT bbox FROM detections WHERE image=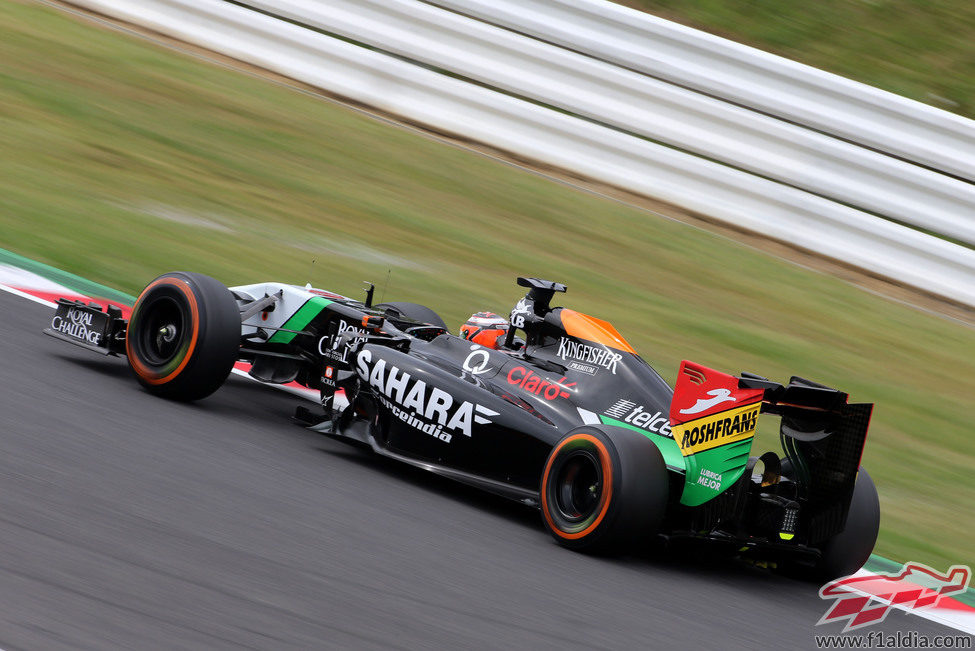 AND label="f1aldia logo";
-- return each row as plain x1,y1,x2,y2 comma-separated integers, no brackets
818,562,971,632
356,350,498,441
